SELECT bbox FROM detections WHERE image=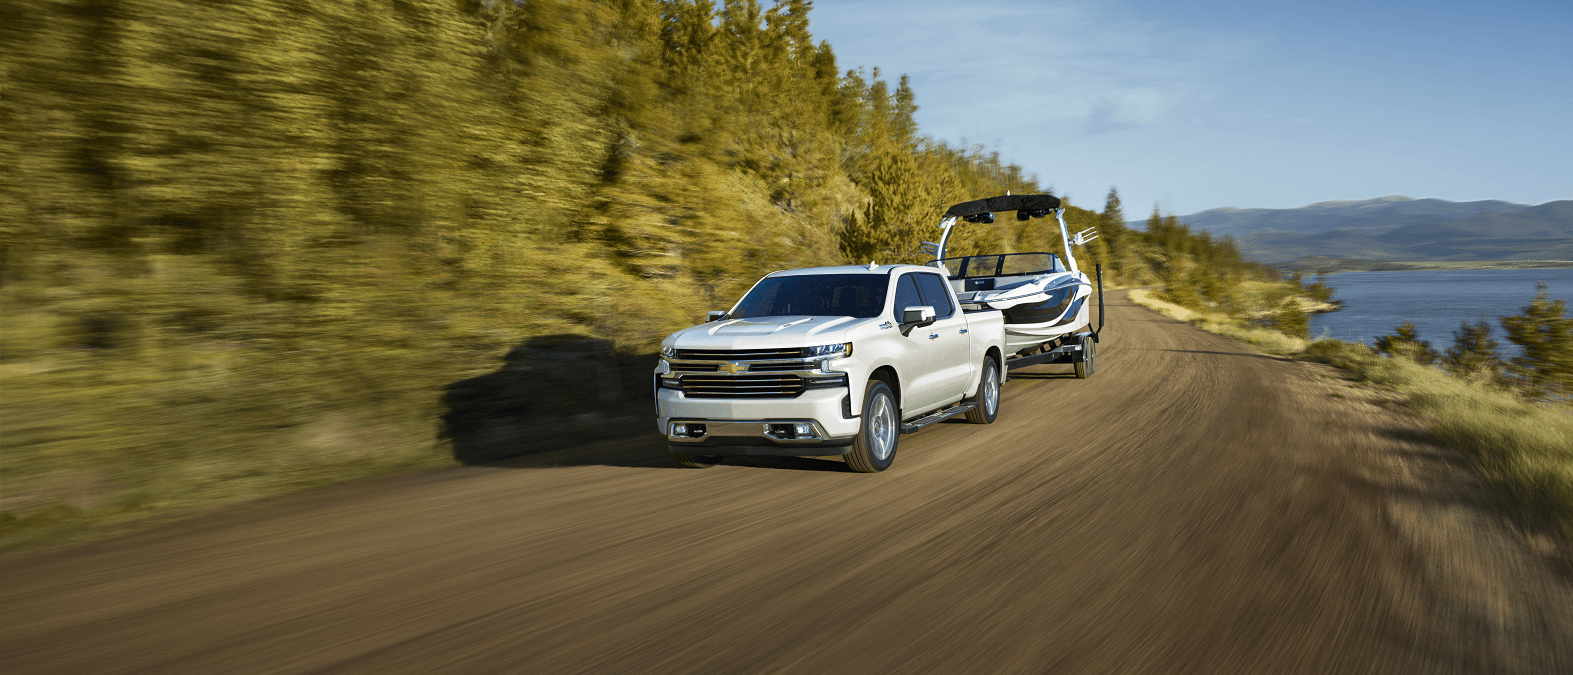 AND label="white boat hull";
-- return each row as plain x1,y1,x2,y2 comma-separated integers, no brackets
955,272,1094,355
